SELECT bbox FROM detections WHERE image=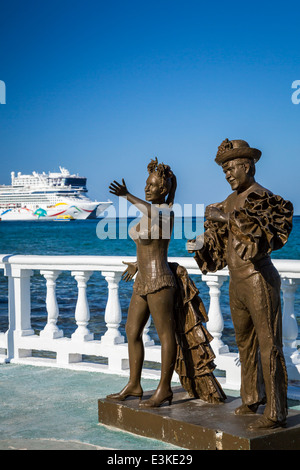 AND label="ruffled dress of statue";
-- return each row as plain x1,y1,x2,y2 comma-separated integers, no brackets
194,190,294,274
169,263,227,403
